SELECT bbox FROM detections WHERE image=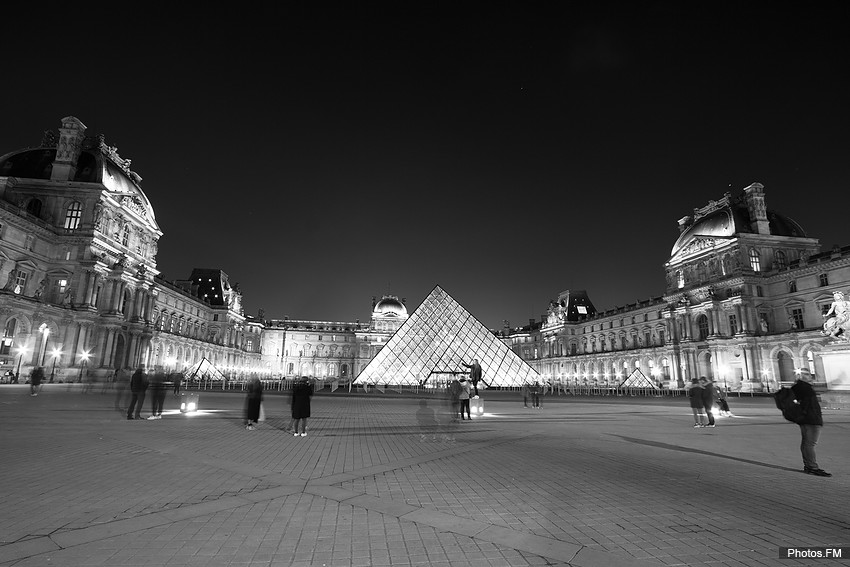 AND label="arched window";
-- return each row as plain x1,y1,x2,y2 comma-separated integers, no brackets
64,201,83,230
775,250,787,270
749,249,761,272
1,318,17,355
26,198,43,217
